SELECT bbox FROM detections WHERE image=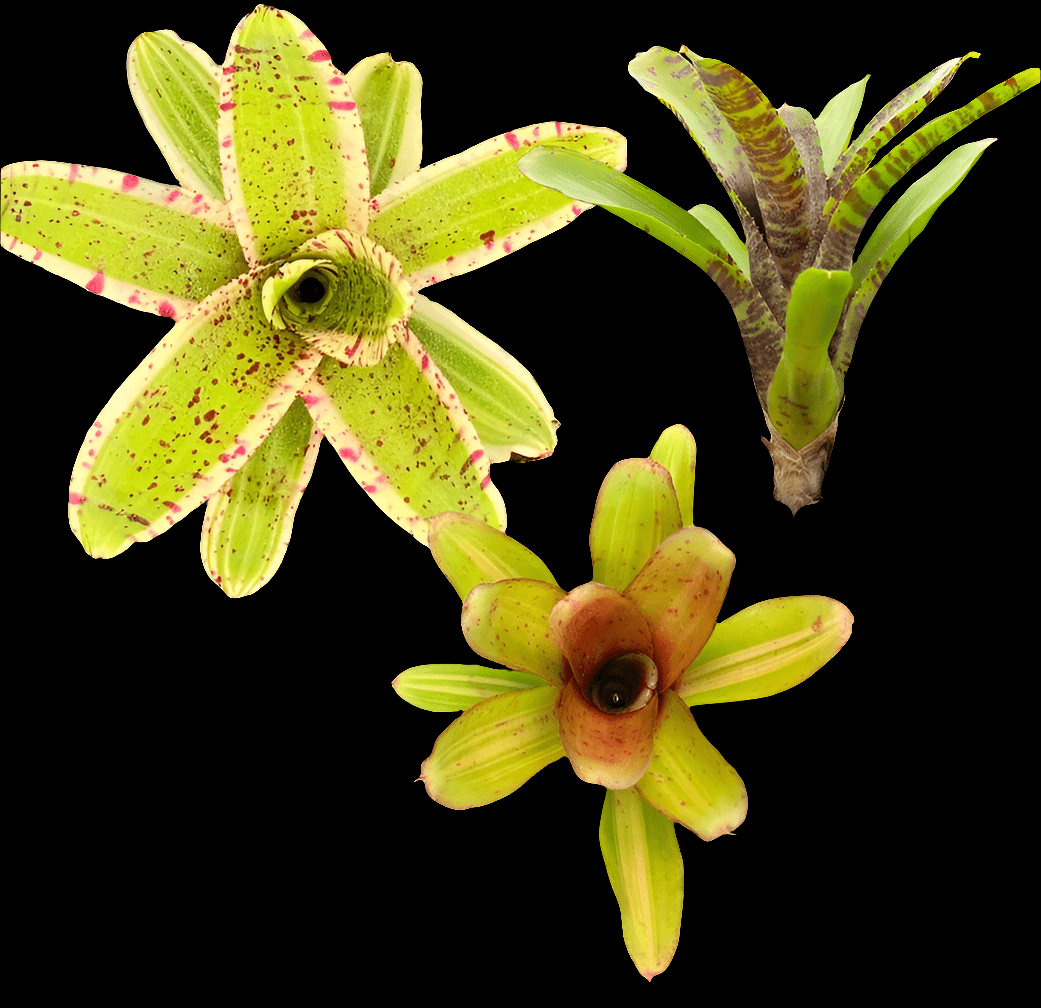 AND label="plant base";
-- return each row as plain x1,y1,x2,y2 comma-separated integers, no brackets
760,412,839,515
